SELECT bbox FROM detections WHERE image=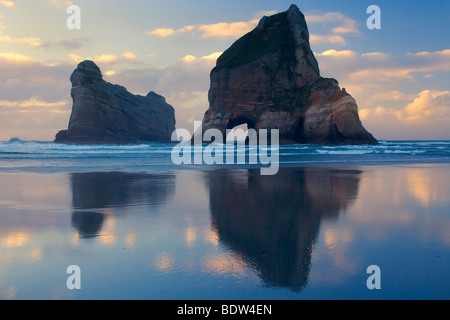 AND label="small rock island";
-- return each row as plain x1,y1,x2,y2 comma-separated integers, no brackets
201,4,378,145
55,60,176,144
